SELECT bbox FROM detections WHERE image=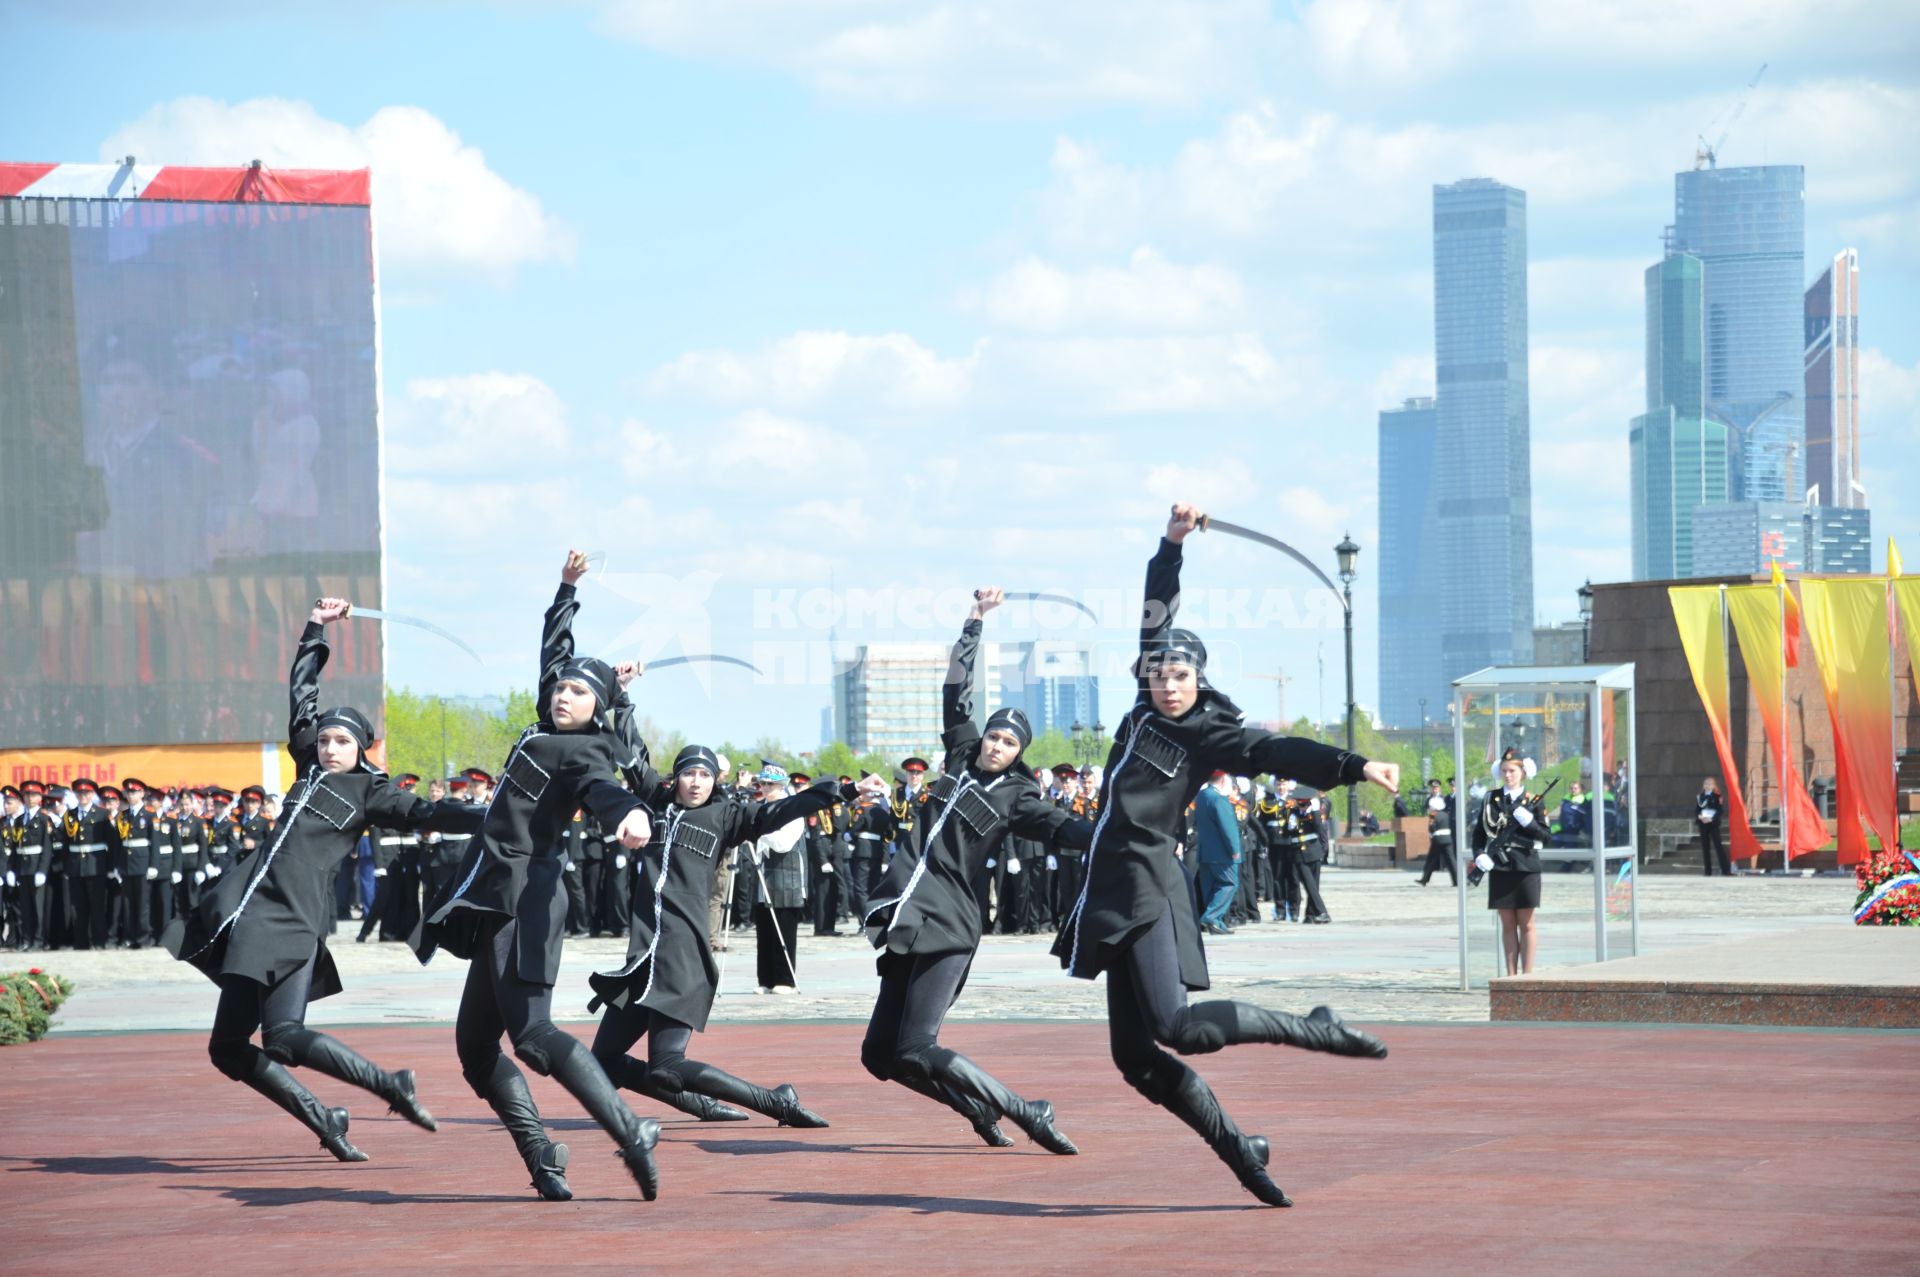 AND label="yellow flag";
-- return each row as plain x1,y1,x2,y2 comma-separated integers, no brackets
1890,538,1904,578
